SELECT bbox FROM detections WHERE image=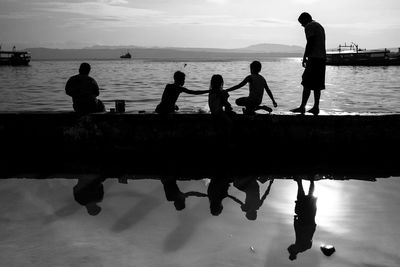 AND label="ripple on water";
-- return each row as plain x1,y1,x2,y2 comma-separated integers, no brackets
0,60,400,112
